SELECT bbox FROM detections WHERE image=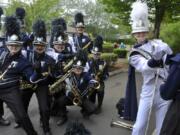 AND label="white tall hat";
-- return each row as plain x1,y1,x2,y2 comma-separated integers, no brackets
130,0,149,34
